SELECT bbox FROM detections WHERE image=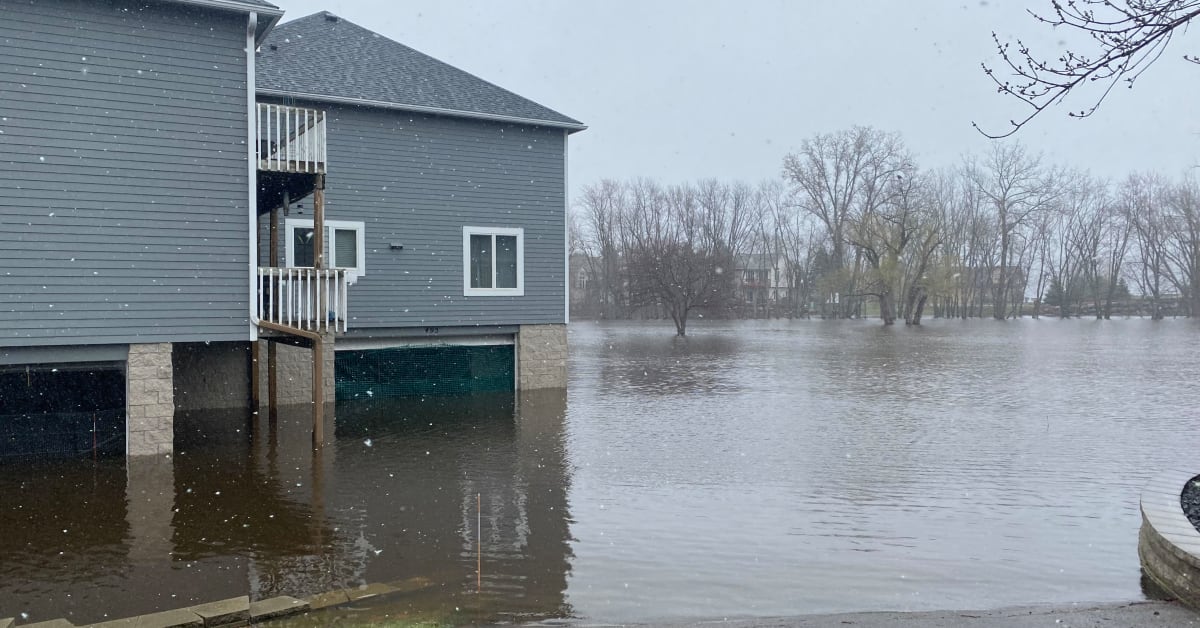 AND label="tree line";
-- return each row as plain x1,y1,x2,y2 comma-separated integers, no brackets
570,127,1200,334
